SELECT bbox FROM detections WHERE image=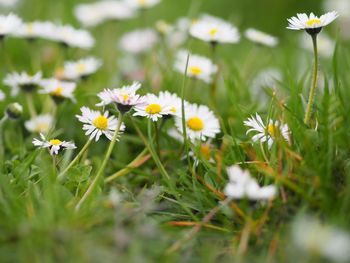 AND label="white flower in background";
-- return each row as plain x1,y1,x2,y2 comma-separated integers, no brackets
0,90,6,101
224,165,277,200
54,25,95,49
133,93,174,121
190,14,240,44
119,28,158,55
61,57,102,80
292,216,350,262
174,50,218,83
3,71,42,96
76,107,125,141
97,82,145,113
124,0,161,10
244,28,278,47
300,33,335,58
155,17,190,49
32,133,76,155
40,79,76,103
287,11,338,35
175,103,220,142
0,13,22,37
14,21,56,40
244,113,290,148
75,1,135,27
158,91,182,117
25,114,54,134
0,0,19,7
